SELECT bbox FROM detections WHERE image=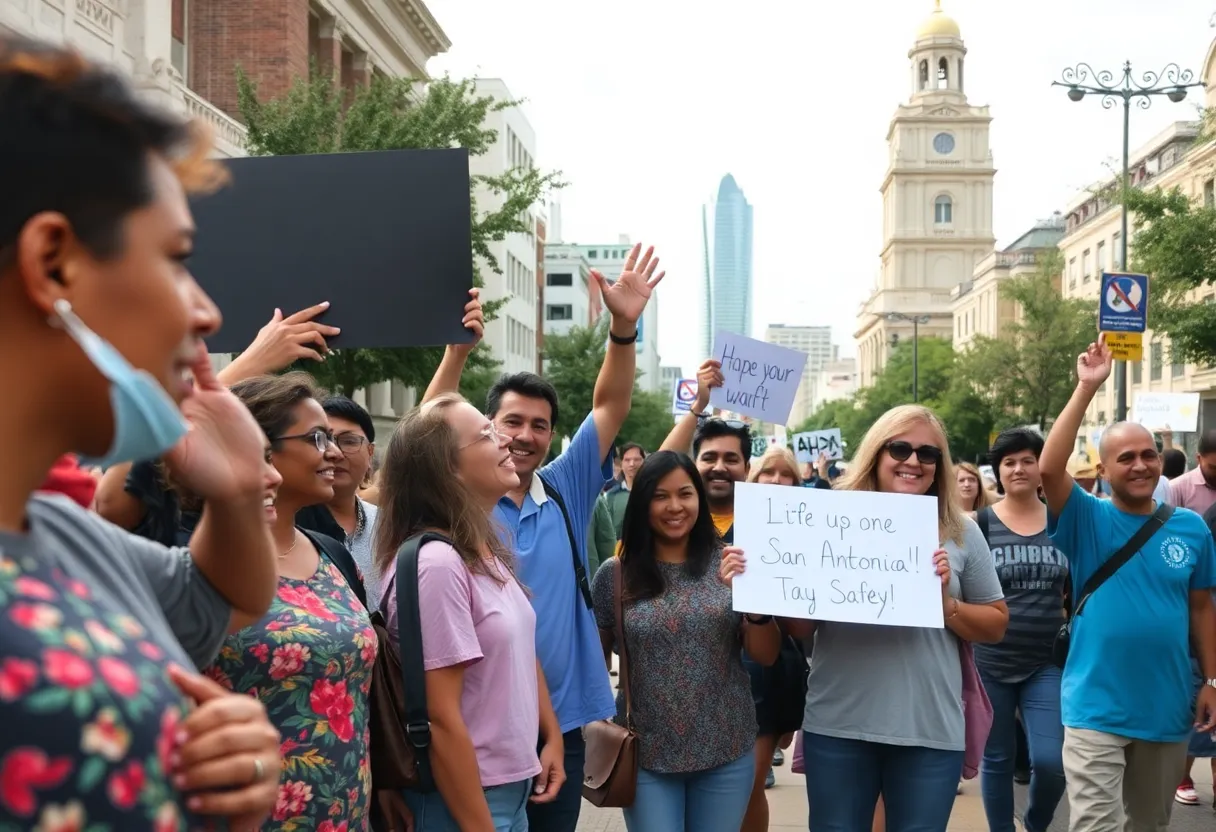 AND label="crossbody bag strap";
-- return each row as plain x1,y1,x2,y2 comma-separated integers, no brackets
613,559,632,728
396,532,450,789
1074,502,1174,618
539,473,594,609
